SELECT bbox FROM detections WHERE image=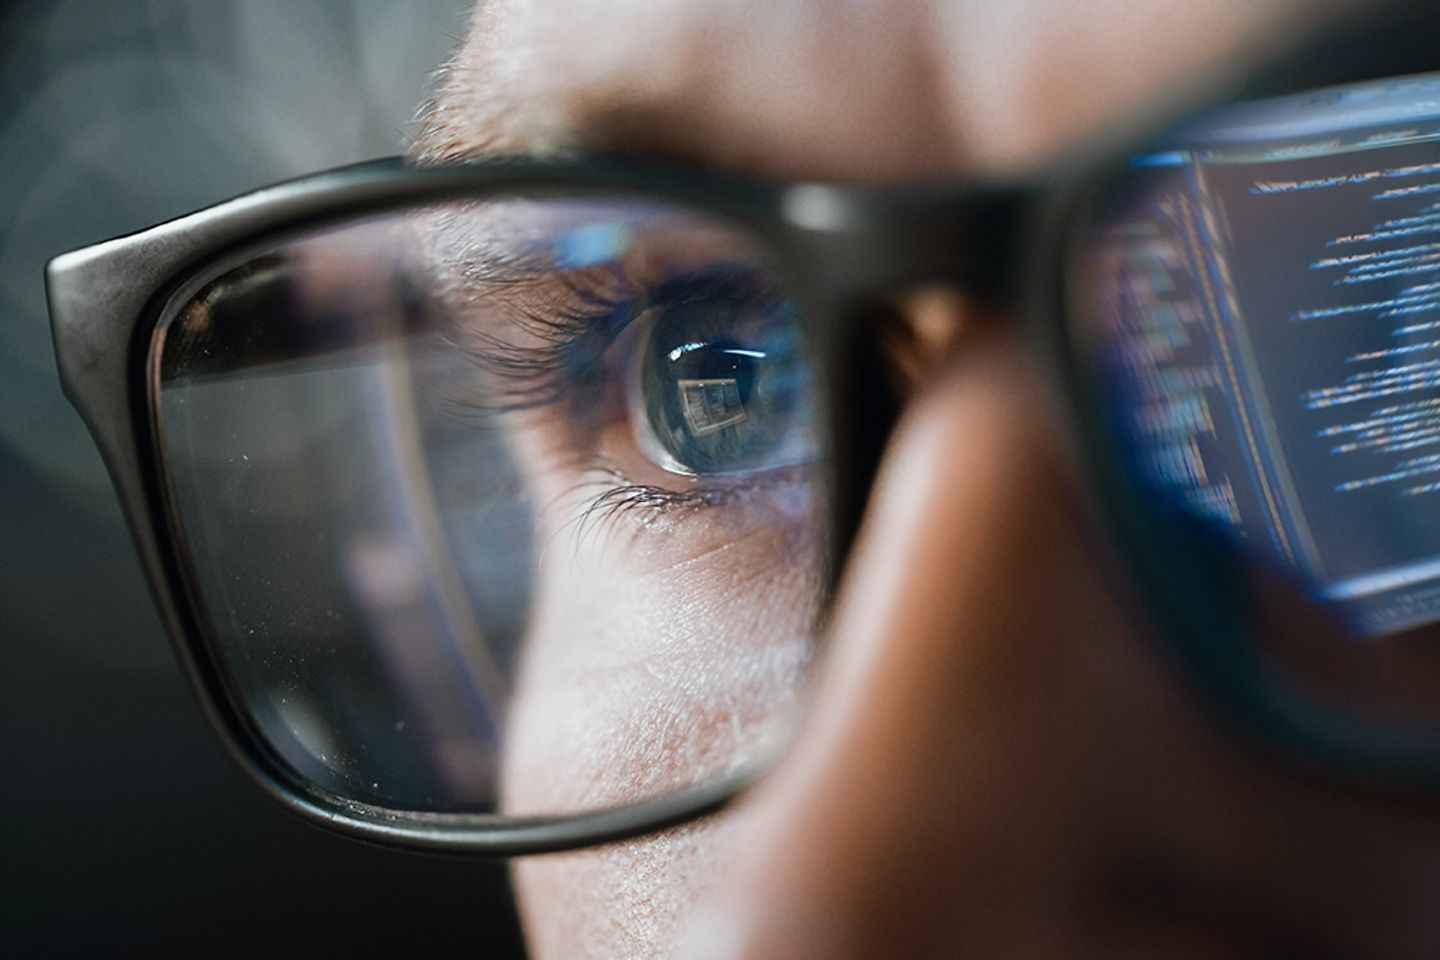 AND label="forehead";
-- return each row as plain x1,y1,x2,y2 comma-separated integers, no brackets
419,0,1367,178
